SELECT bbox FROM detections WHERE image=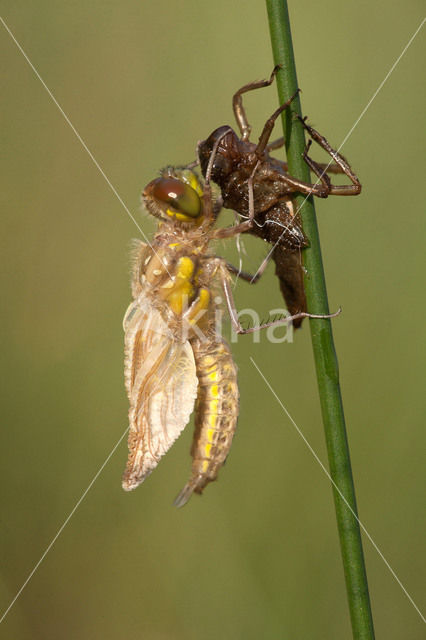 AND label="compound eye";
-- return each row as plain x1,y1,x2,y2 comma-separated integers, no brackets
151,177,201,218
